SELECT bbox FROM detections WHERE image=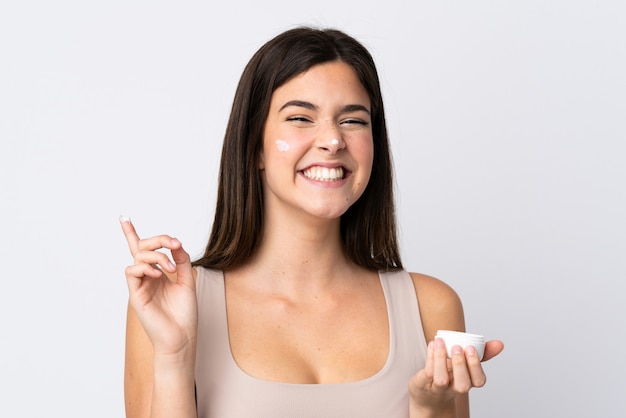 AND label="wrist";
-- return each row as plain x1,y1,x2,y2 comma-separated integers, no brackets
152,334,197,361
153,341,196,377
409,399,456,418
153,346,195,370
151,351,197,418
